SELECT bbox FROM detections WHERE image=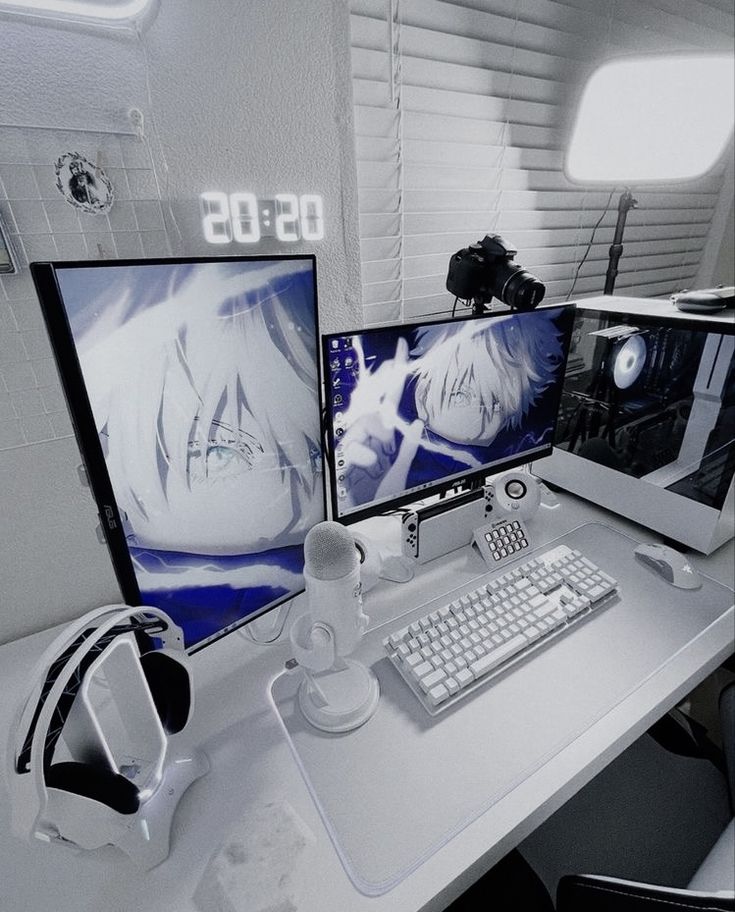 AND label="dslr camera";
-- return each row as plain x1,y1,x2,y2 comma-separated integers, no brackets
446,234,545,312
